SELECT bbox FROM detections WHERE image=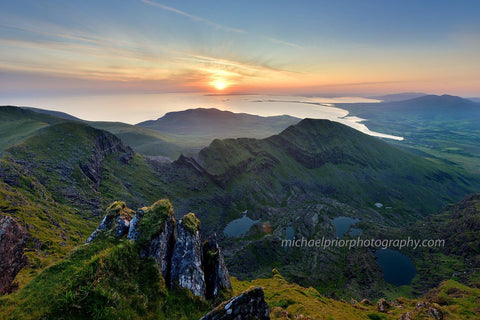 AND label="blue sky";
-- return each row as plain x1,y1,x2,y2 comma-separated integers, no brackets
1,0,480,97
